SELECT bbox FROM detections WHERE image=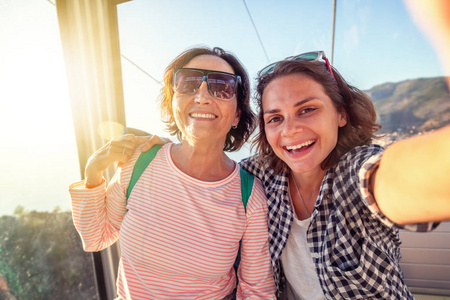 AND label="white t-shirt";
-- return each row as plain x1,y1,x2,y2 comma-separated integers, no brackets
280,194,326,300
